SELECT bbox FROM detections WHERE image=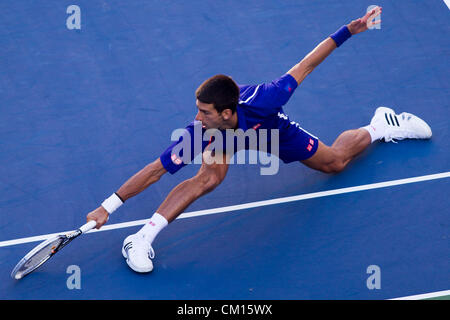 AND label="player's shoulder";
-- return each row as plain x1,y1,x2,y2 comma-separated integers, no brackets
238,84,260,104
238,74,297,100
